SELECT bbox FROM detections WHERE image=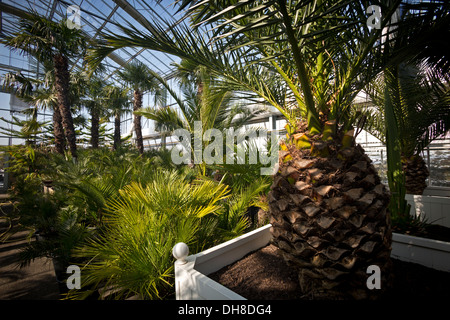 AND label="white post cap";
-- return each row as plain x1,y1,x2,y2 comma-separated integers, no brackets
173,242,189,264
